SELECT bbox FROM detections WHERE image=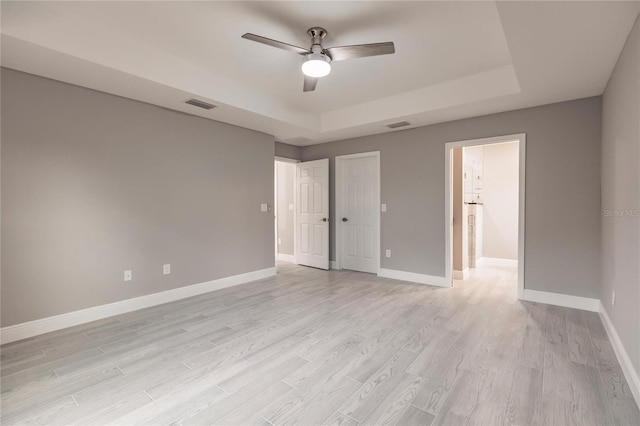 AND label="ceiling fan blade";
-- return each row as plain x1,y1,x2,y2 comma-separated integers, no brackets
303,75,318,92
325,42,395,62
241,33,310,55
